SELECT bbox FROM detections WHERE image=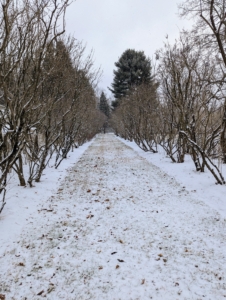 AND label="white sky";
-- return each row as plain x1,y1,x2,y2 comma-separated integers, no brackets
65,0,192,98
